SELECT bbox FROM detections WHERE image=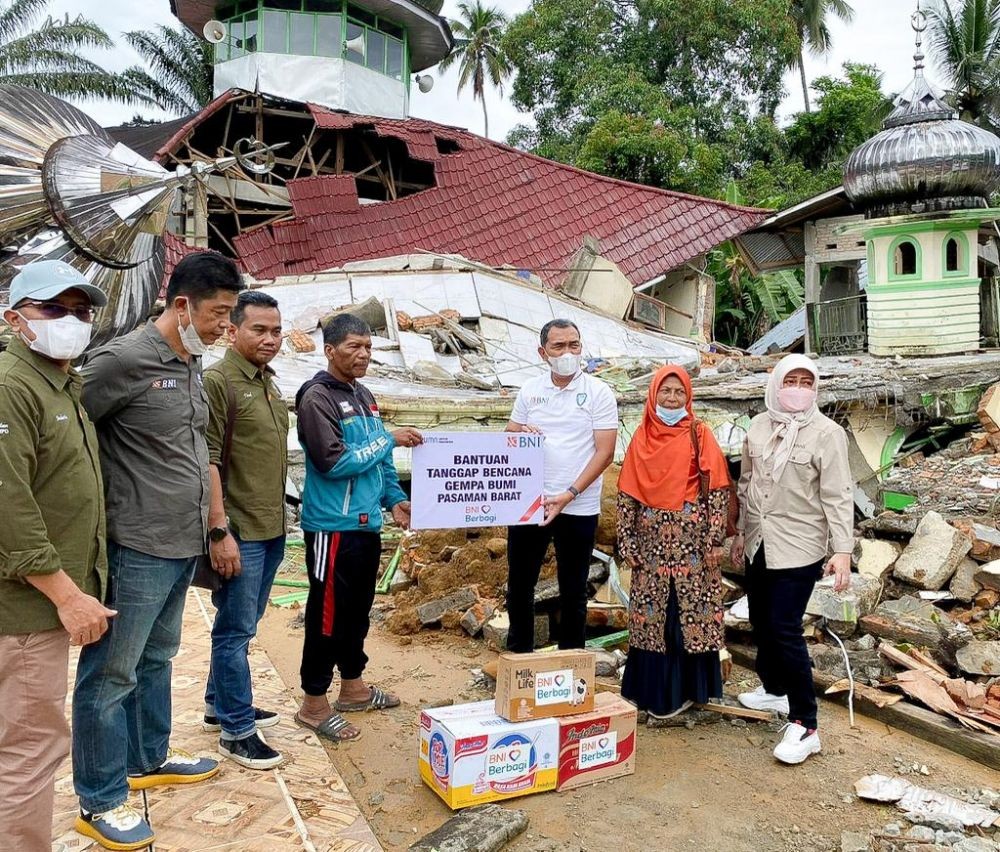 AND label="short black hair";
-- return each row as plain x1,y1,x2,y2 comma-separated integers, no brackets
165,251,244,305
231,290,279,326
540,318,580,346
323,313,371,347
